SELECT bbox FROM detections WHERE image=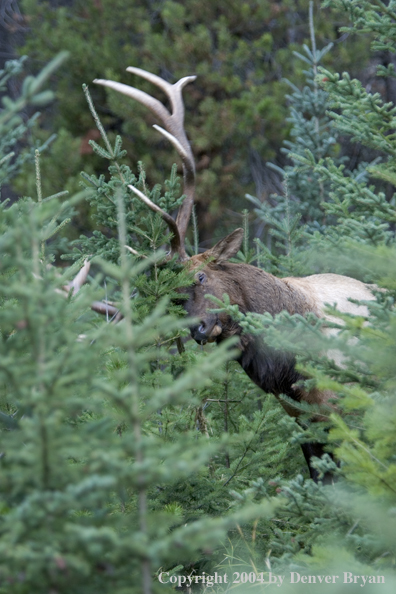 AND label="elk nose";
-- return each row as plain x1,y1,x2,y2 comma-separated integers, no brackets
190,322,208,345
